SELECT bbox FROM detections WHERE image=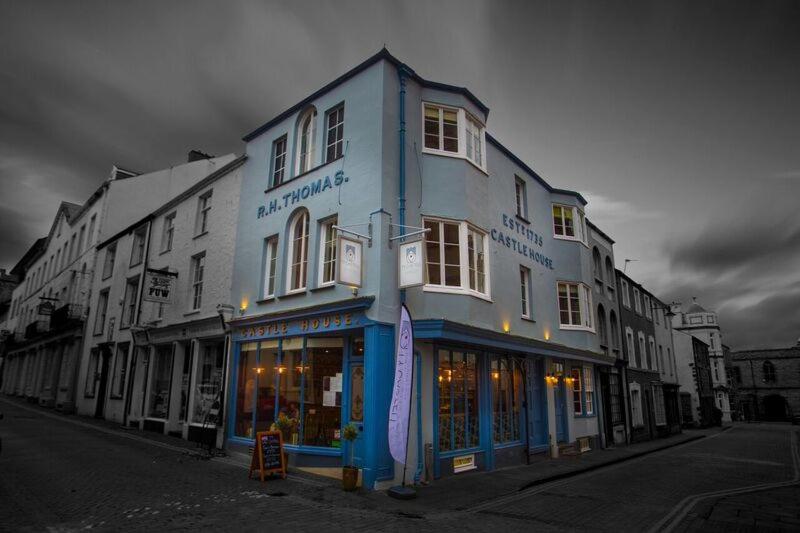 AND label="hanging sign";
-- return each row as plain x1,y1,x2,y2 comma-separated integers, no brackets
248,431,286,482
398,240,425,288
143,268,177,304
337,235,363,287
388,304,414,465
